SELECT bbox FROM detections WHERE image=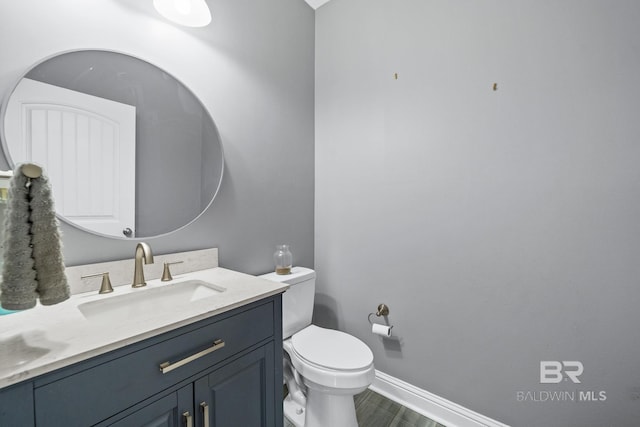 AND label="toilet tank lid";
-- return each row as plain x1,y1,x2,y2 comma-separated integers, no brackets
259,266,315,285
